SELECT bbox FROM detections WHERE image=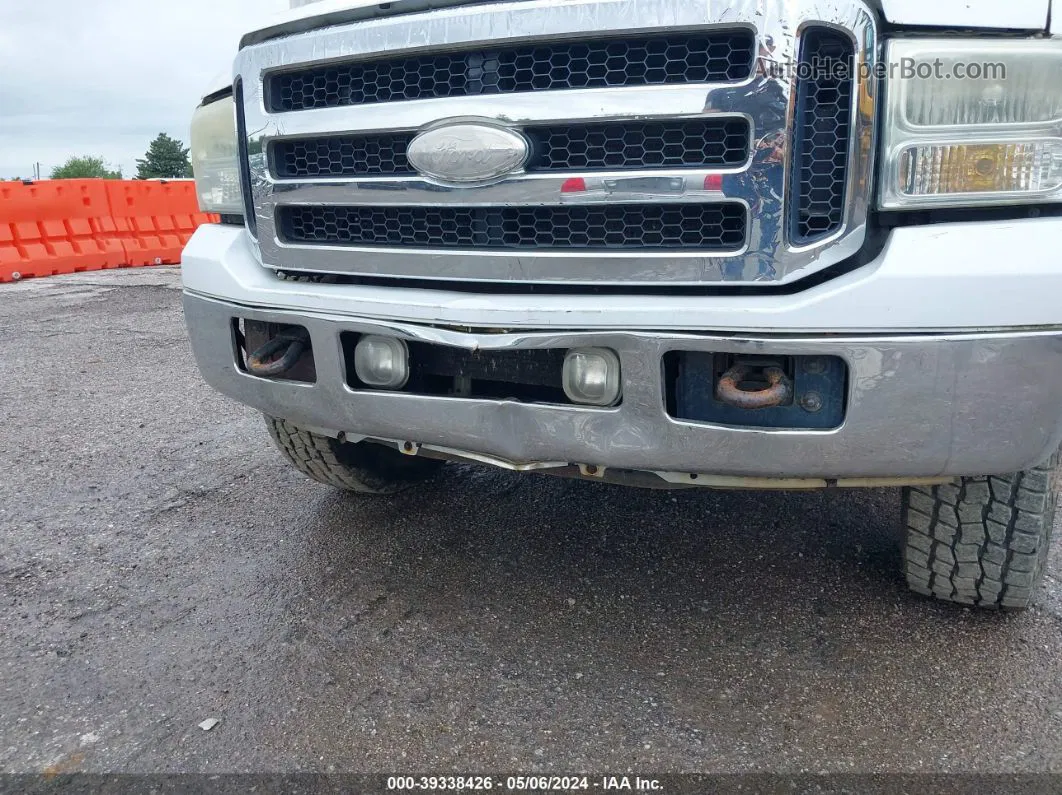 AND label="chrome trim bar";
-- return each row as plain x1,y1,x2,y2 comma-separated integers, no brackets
267,170,751,206
254,88,750,140
235,0,878,286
